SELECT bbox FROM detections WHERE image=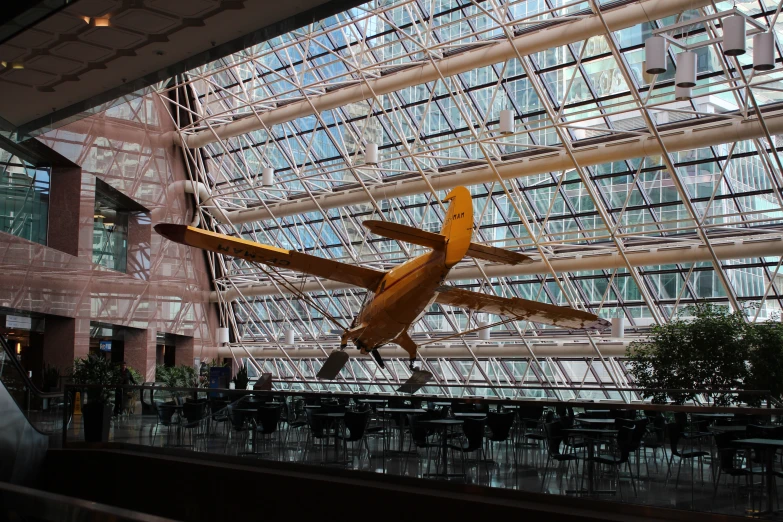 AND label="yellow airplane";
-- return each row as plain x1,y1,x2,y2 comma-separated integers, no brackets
155,186,610,384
